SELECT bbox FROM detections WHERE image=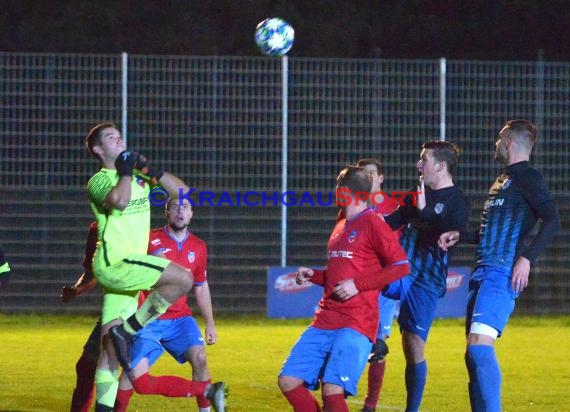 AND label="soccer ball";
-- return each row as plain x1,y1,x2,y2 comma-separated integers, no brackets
255,18,295,56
